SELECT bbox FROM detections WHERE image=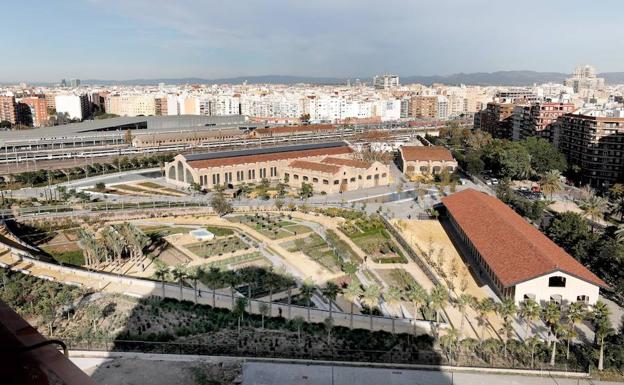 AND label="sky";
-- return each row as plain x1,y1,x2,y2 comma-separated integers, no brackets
3,0,624,82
